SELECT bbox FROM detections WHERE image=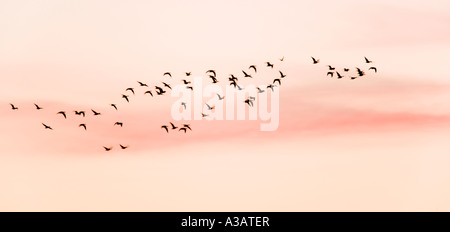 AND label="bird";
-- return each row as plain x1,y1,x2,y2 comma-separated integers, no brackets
181,102,187,109
311,57,319,64
155,86,164,93
229,81,237,88
137,81,148,87
209,75,218,83
369,67,377,73
217,94,224,100
122,94,129,103
57,111,67,119
103,146,112,151
182,79,191,85
179,128,187,133
206,103,215,110
266,62,274,68
236,85,243,91
257,87,265,93
42,123,53,130
126,88,135,95
202,113,209,118
185,72,191,76
183,124,192,131
163,72,172,77
242,70,252,78
280,56,285,61
356,68,365,76
267,84,276,92
111,104,118,110
336,72,343,79
144,90,153,96
119,144,128,150
249,96,256,101
364,57,372,63
206,70,216,77
91,109,101,116
79,124,87,130
344,68,349,72
161,125,169,133
279,71,286,78
273,79,281,85
170,122,177,130
114,122,123,127
244,99,254,107
351,76,358,80
328,65,335,70
162,82,172,89
249,65,257,73
34,104,42,110
327,72,334,77
229,74,238,81
186,86,193,91
10,104,18,110
74,111,85,117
